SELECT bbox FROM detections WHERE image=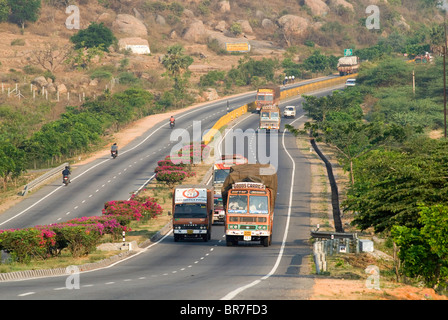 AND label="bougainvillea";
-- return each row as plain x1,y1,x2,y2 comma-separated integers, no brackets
103,196,163,222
